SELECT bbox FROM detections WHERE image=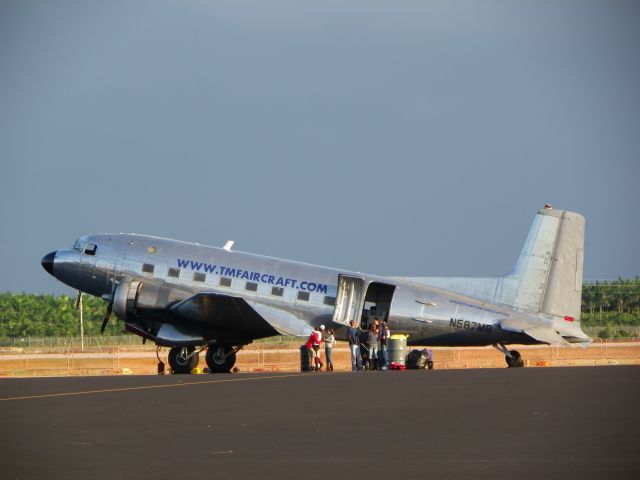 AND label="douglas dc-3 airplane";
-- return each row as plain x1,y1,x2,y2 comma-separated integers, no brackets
41,205,591,373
